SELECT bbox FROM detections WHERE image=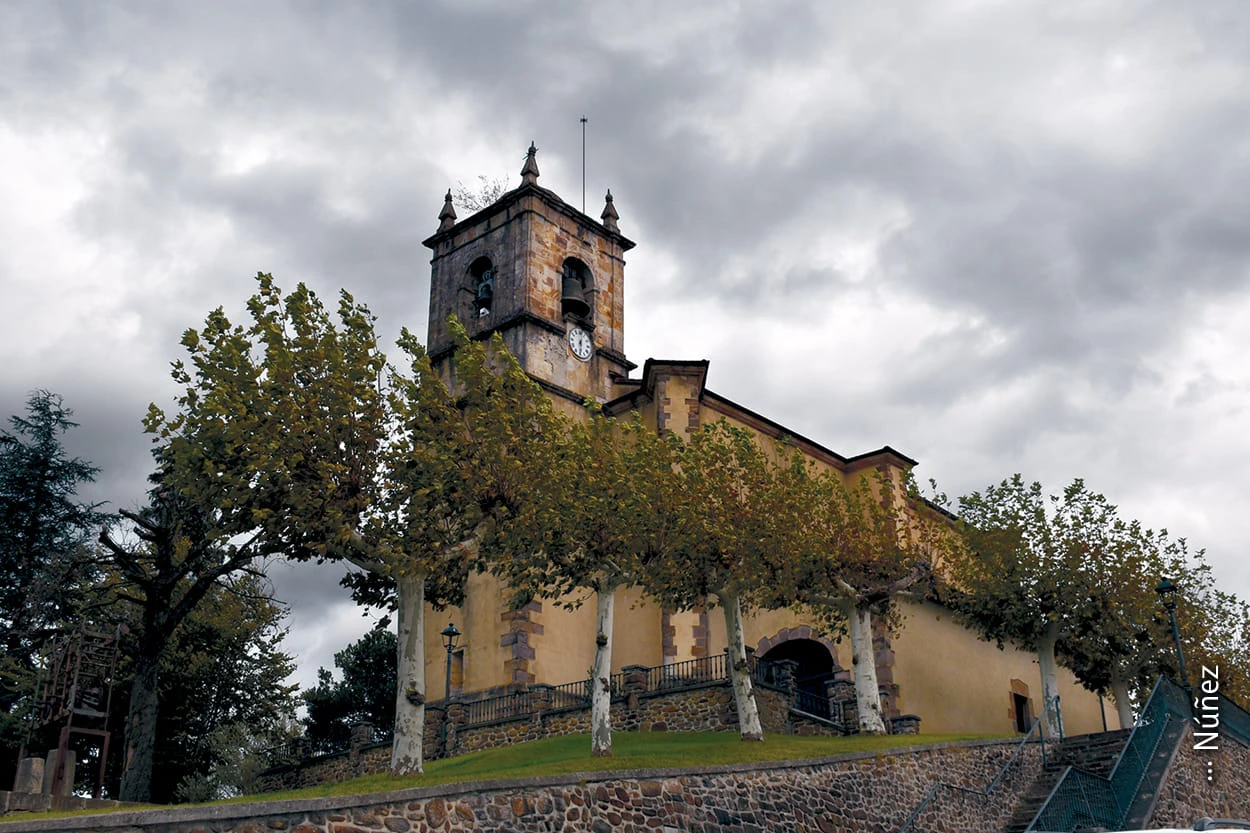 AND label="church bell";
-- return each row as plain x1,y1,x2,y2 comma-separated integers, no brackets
475,269,493,317
561,273,591,319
